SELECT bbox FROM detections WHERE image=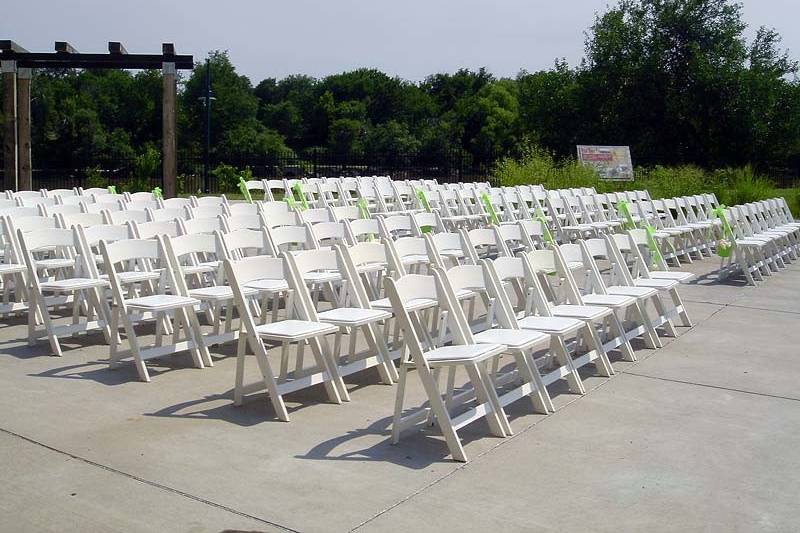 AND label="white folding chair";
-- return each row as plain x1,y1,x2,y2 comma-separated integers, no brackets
226,255,344,420
100,238,210,381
